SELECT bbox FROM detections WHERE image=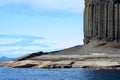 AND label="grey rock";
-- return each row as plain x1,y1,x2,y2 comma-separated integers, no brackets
84,0,120,43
